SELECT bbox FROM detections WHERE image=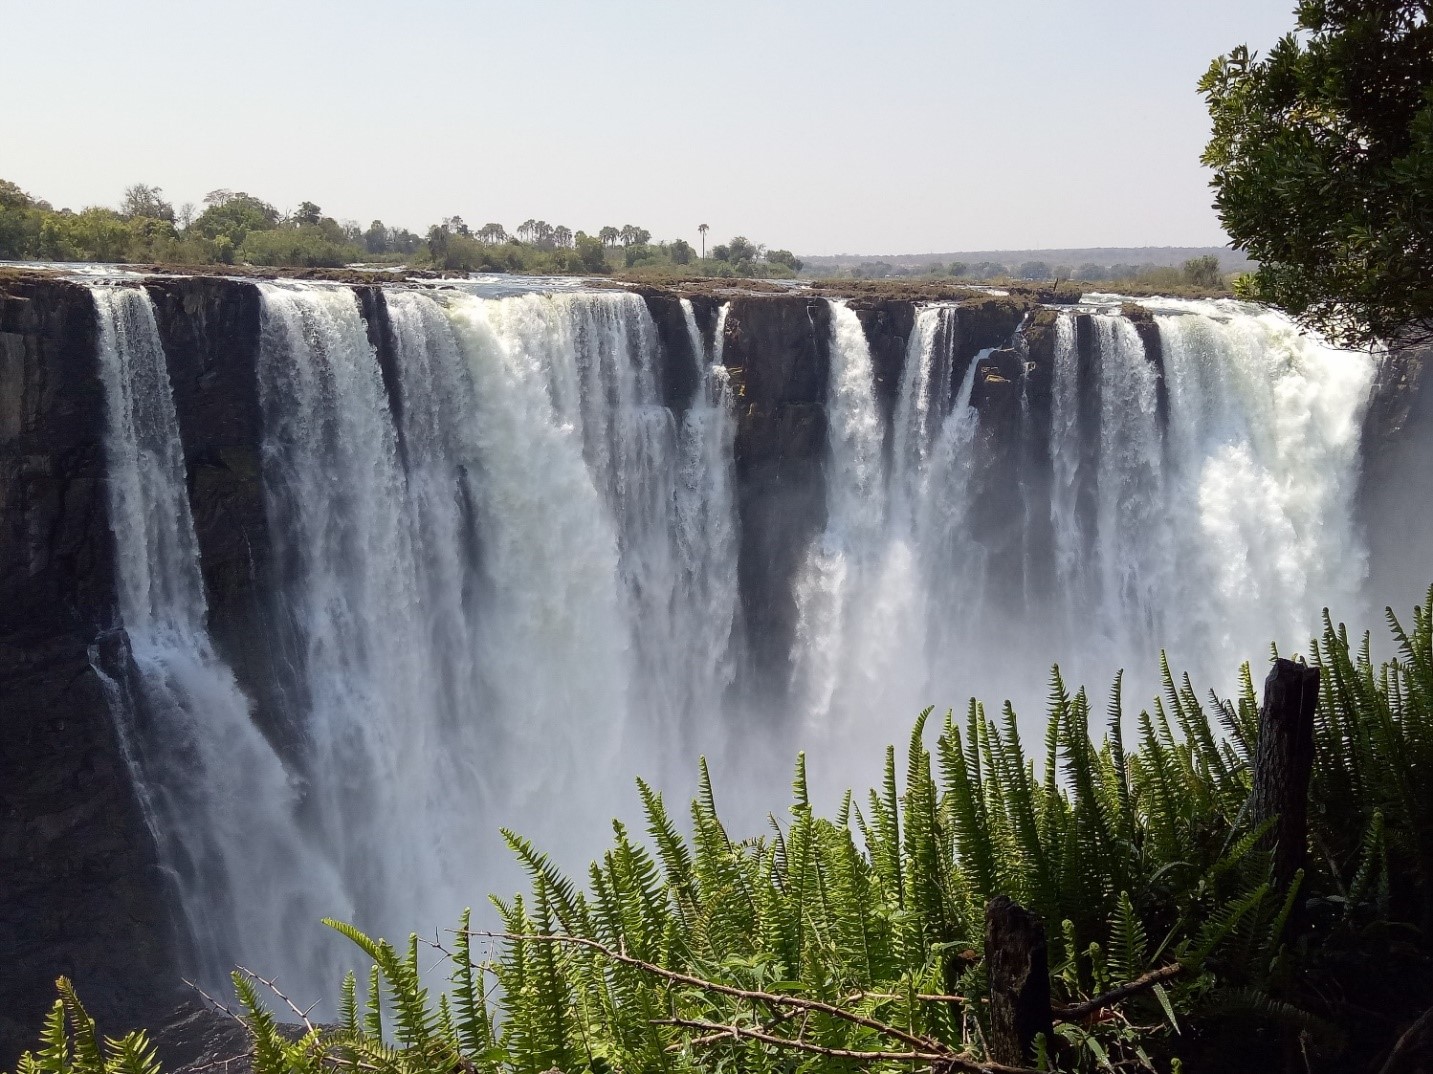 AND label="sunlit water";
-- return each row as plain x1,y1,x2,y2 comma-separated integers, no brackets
87,282,1378,1005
